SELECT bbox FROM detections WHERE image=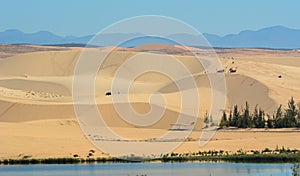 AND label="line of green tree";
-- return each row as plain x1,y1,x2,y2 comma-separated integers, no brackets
217,97,300,128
